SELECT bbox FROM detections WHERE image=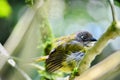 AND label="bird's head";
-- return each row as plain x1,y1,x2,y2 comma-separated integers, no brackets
75,31,97,47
